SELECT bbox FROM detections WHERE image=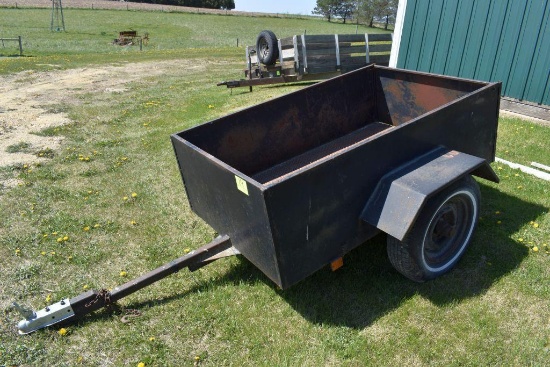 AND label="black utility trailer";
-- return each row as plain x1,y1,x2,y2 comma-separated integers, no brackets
16,65,501,334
